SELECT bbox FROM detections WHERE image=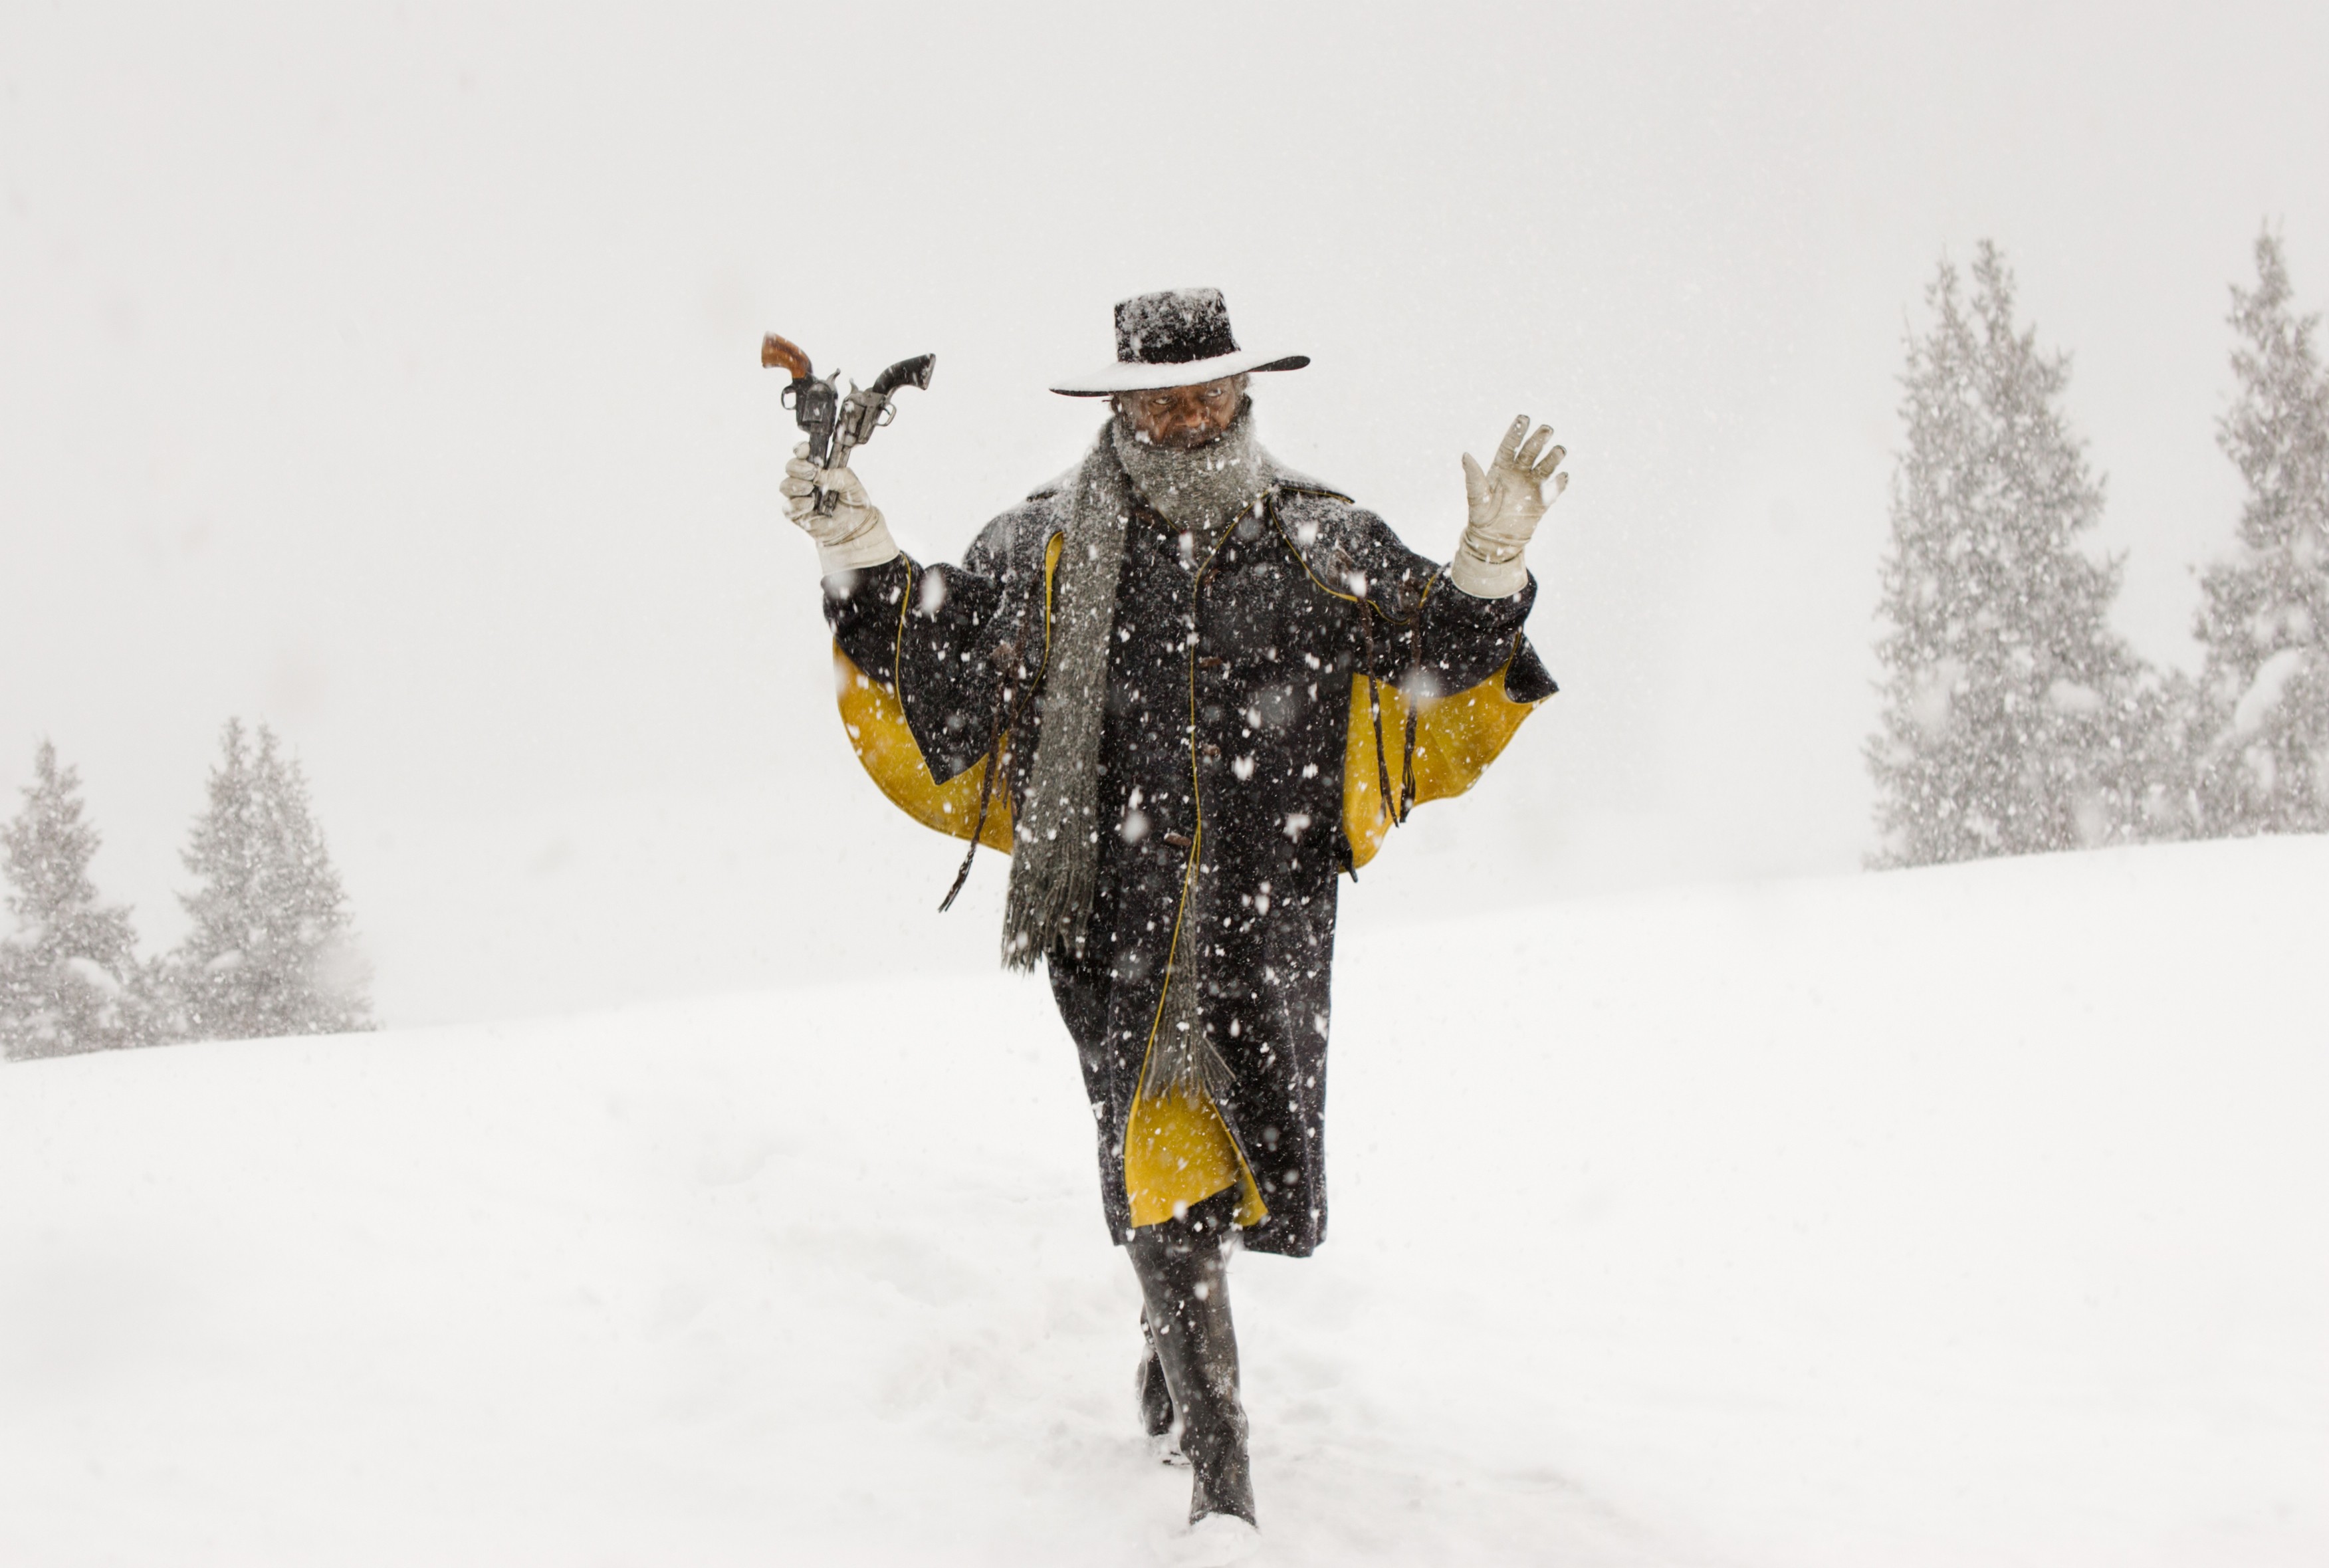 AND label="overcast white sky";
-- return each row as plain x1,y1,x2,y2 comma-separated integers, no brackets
5,3,2327,1022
